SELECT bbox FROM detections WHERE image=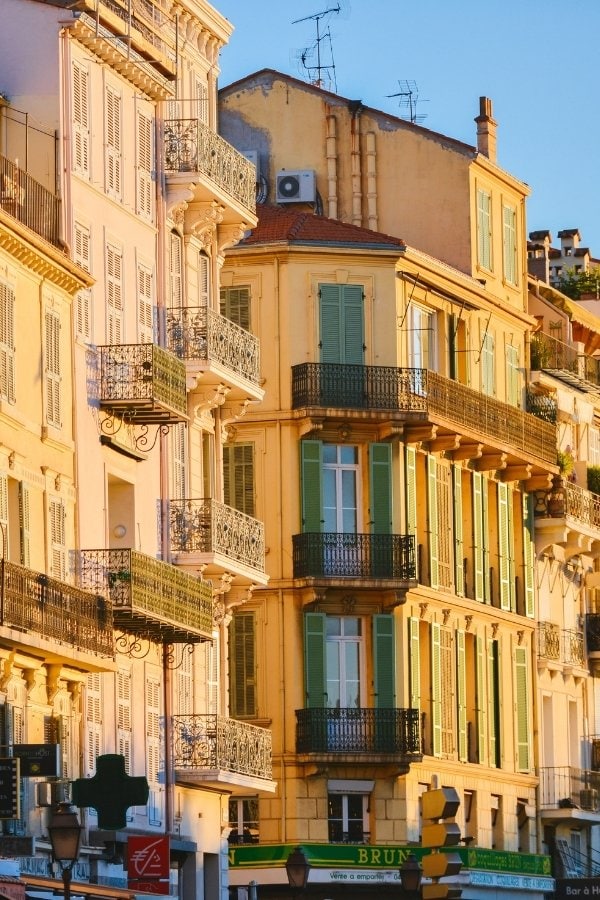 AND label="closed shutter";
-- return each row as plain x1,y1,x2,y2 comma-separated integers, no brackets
427,455,438,589
0,474,7,559
488,639,500,767
72,61,89,176
301,441,323,532
176,643,193,716
405,445,417,536
230,613,256,717
198,253,210,306
482,475,490,601
49,498,66,579
498,482,511,610
373,615,394,708
503,205,517,285
431,622,442,757
106,244,123,344
477,188,491,270
369,443,391,534
207,637,219,716
105,85,122,197
169,232,183,308
515,646,530,772
476,635,487,764
45,310,61,428
146,675,161,785
220,286,250,330
85,673,102,775
473,472,485,602
506,343,519,407
171,423,187,500
436,460,452,590
0,283,15,403
304,613,326,708
18,482,30,567
194,76,208,123
117,669,131,773
73,222,91,341
136,111,153,219
409,617,420,710
441,627,453,756
453,465,464,596
481,331,495,397
223,443,255,517
523,493,535,618
456,629,467,762
137,264,154,343
319,284,364,364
